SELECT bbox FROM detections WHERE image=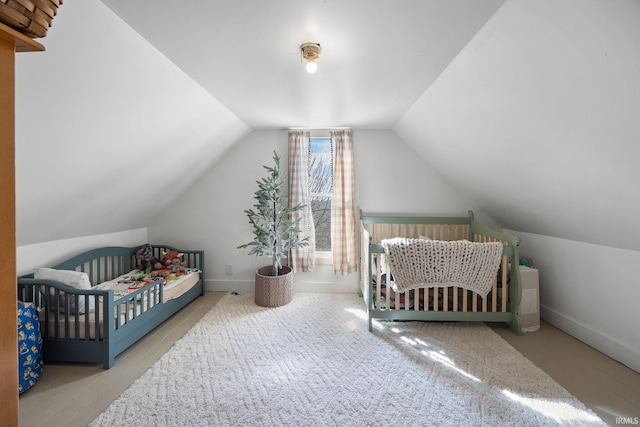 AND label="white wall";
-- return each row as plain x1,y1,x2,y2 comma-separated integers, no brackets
17,228,148,277
149,129,483,292
394,0,640,251
506,229,640,373
15,0,249,246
